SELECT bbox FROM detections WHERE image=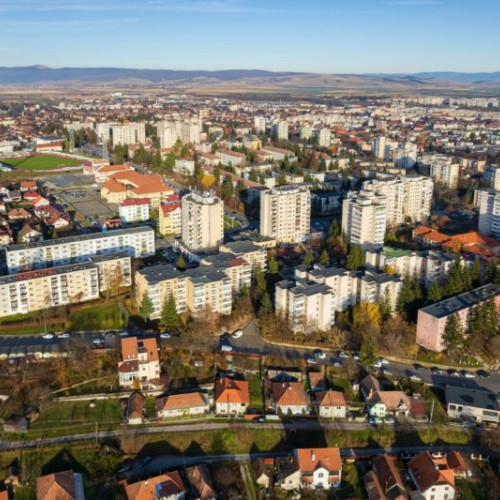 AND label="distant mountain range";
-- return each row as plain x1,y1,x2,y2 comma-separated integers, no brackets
0,66,499,92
